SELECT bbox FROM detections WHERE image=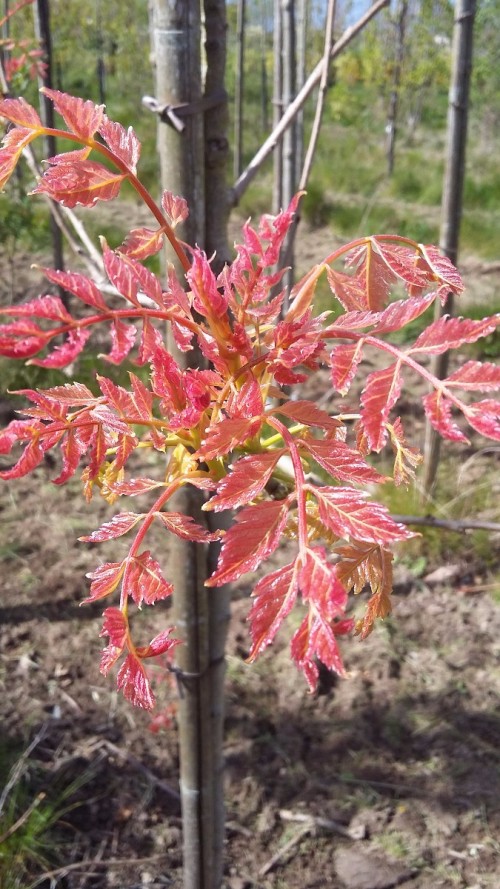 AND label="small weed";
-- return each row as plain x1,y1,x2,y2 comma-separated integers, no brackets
373,829,411,861
0,735,97,889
